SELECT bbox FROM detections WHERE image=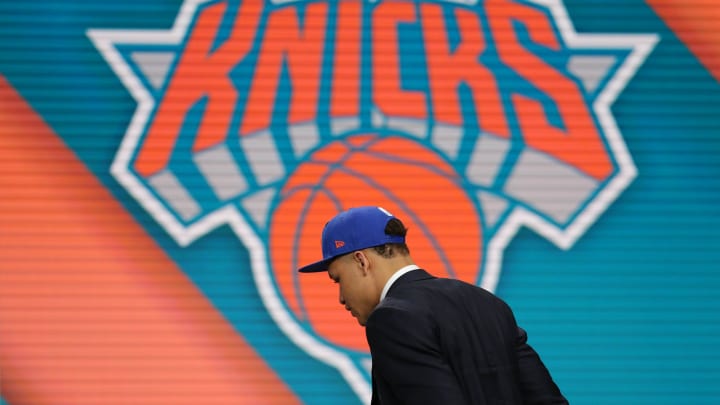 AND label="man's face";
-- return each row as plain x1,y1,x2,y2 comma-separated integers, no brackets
327,252,379,326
